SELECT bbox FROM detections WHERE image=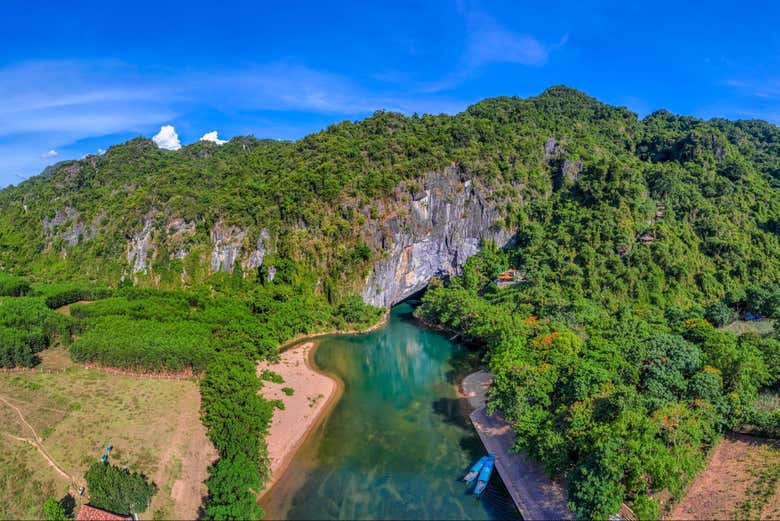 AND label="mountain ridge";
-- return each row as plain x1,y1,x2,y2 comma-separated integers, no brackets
2,86,780,308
